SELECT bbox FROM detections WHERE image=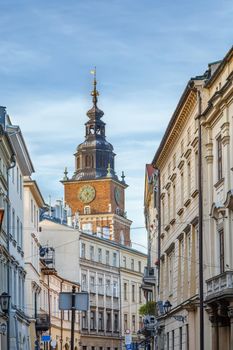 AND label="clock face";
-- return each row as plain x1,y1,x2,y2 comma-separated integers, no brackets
78,185,96,203
114,187,121,205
